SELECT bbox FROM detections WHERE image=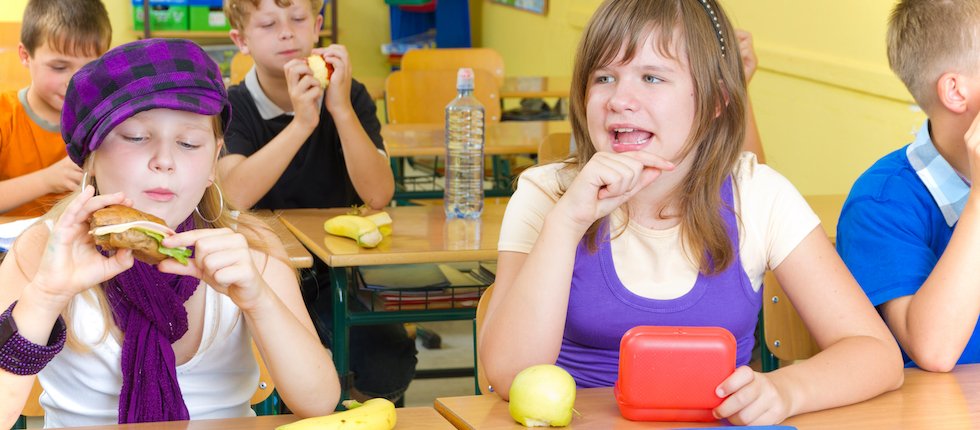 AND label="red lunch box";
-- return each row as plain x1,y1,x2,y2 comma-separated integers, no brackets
614,326,736,422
